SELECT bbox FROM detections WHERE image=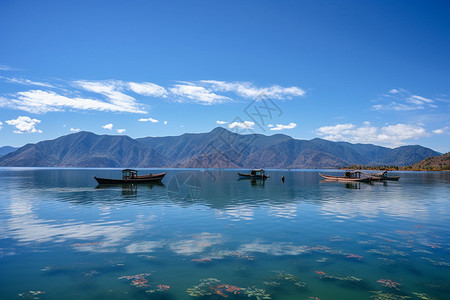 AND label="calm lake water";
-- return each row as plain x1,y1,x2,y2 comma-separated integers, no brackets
0,168,449,300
